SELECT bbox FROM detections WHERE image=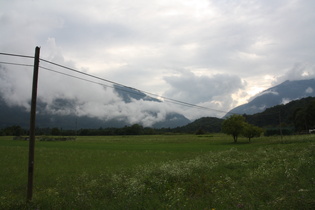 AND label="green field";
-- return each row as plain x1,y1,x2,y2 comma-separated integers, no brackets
1,134,315,209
